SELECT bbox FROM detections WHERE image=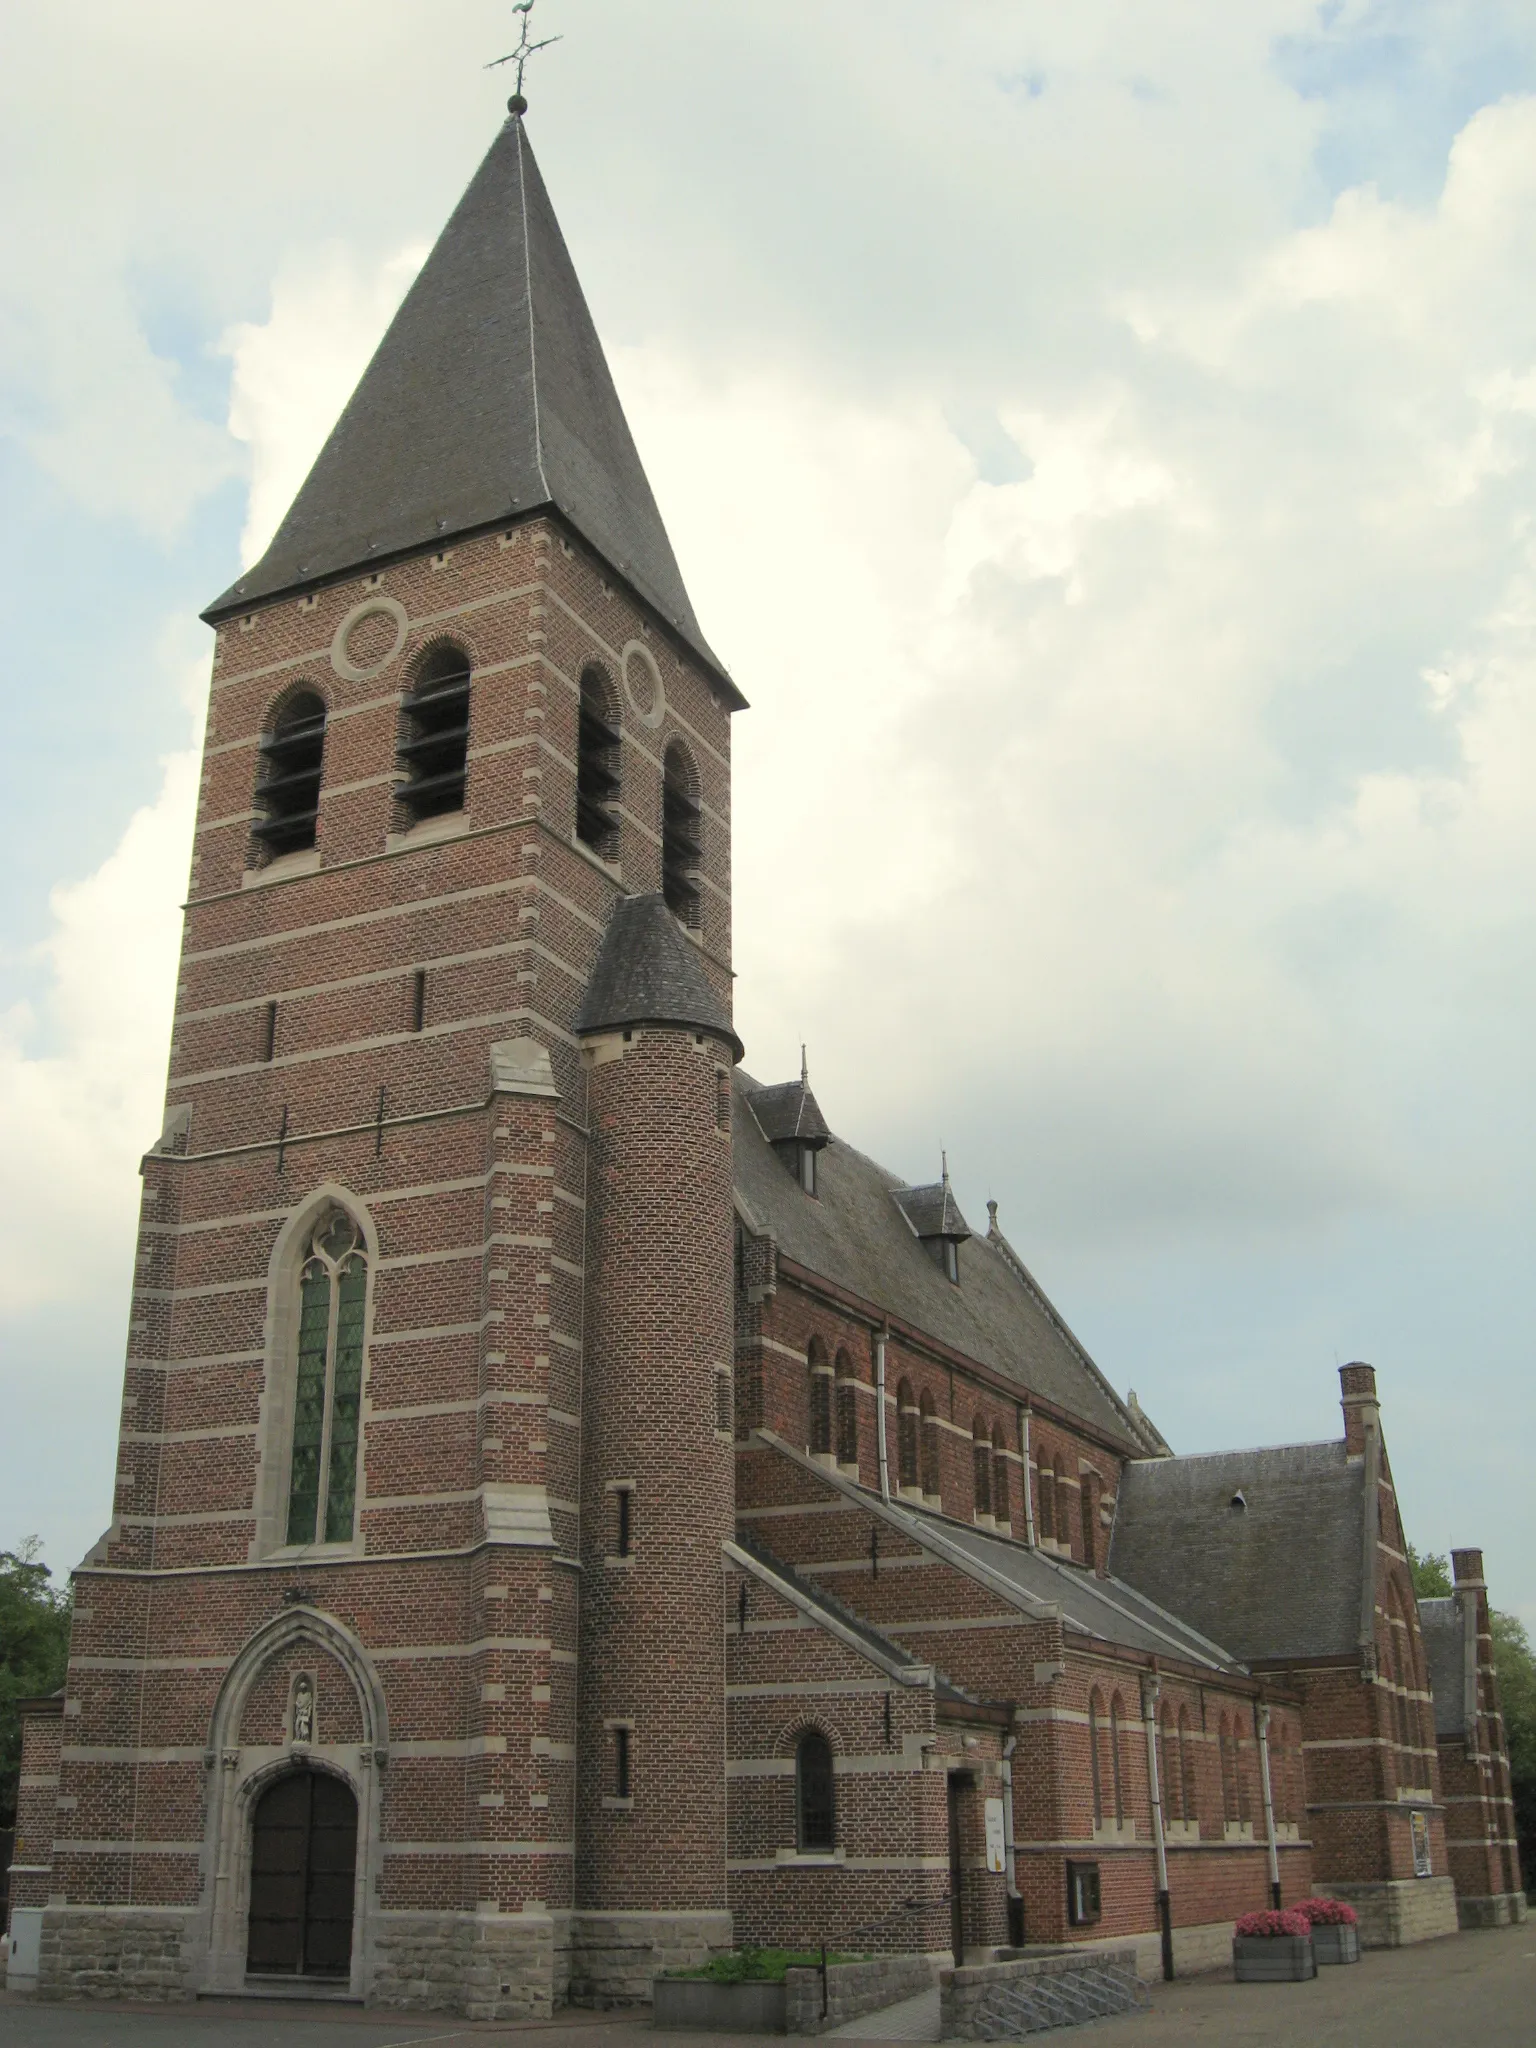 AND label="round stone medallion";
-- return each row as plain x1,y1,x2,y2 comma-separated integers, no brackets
621,640,666,729
331,596,409,682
